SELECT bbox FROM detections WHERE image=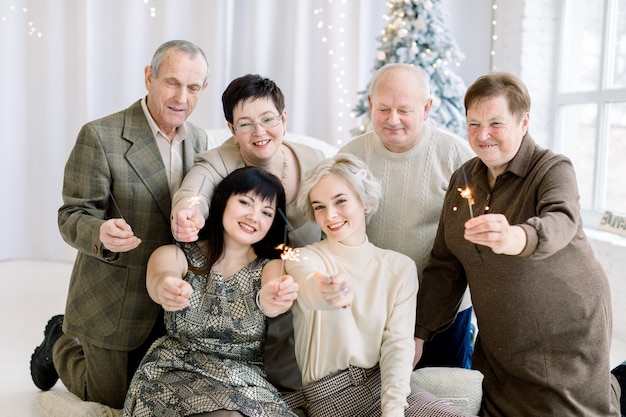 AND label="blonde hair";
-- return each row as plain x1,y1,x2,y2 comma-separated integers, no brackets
296,153,382,223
